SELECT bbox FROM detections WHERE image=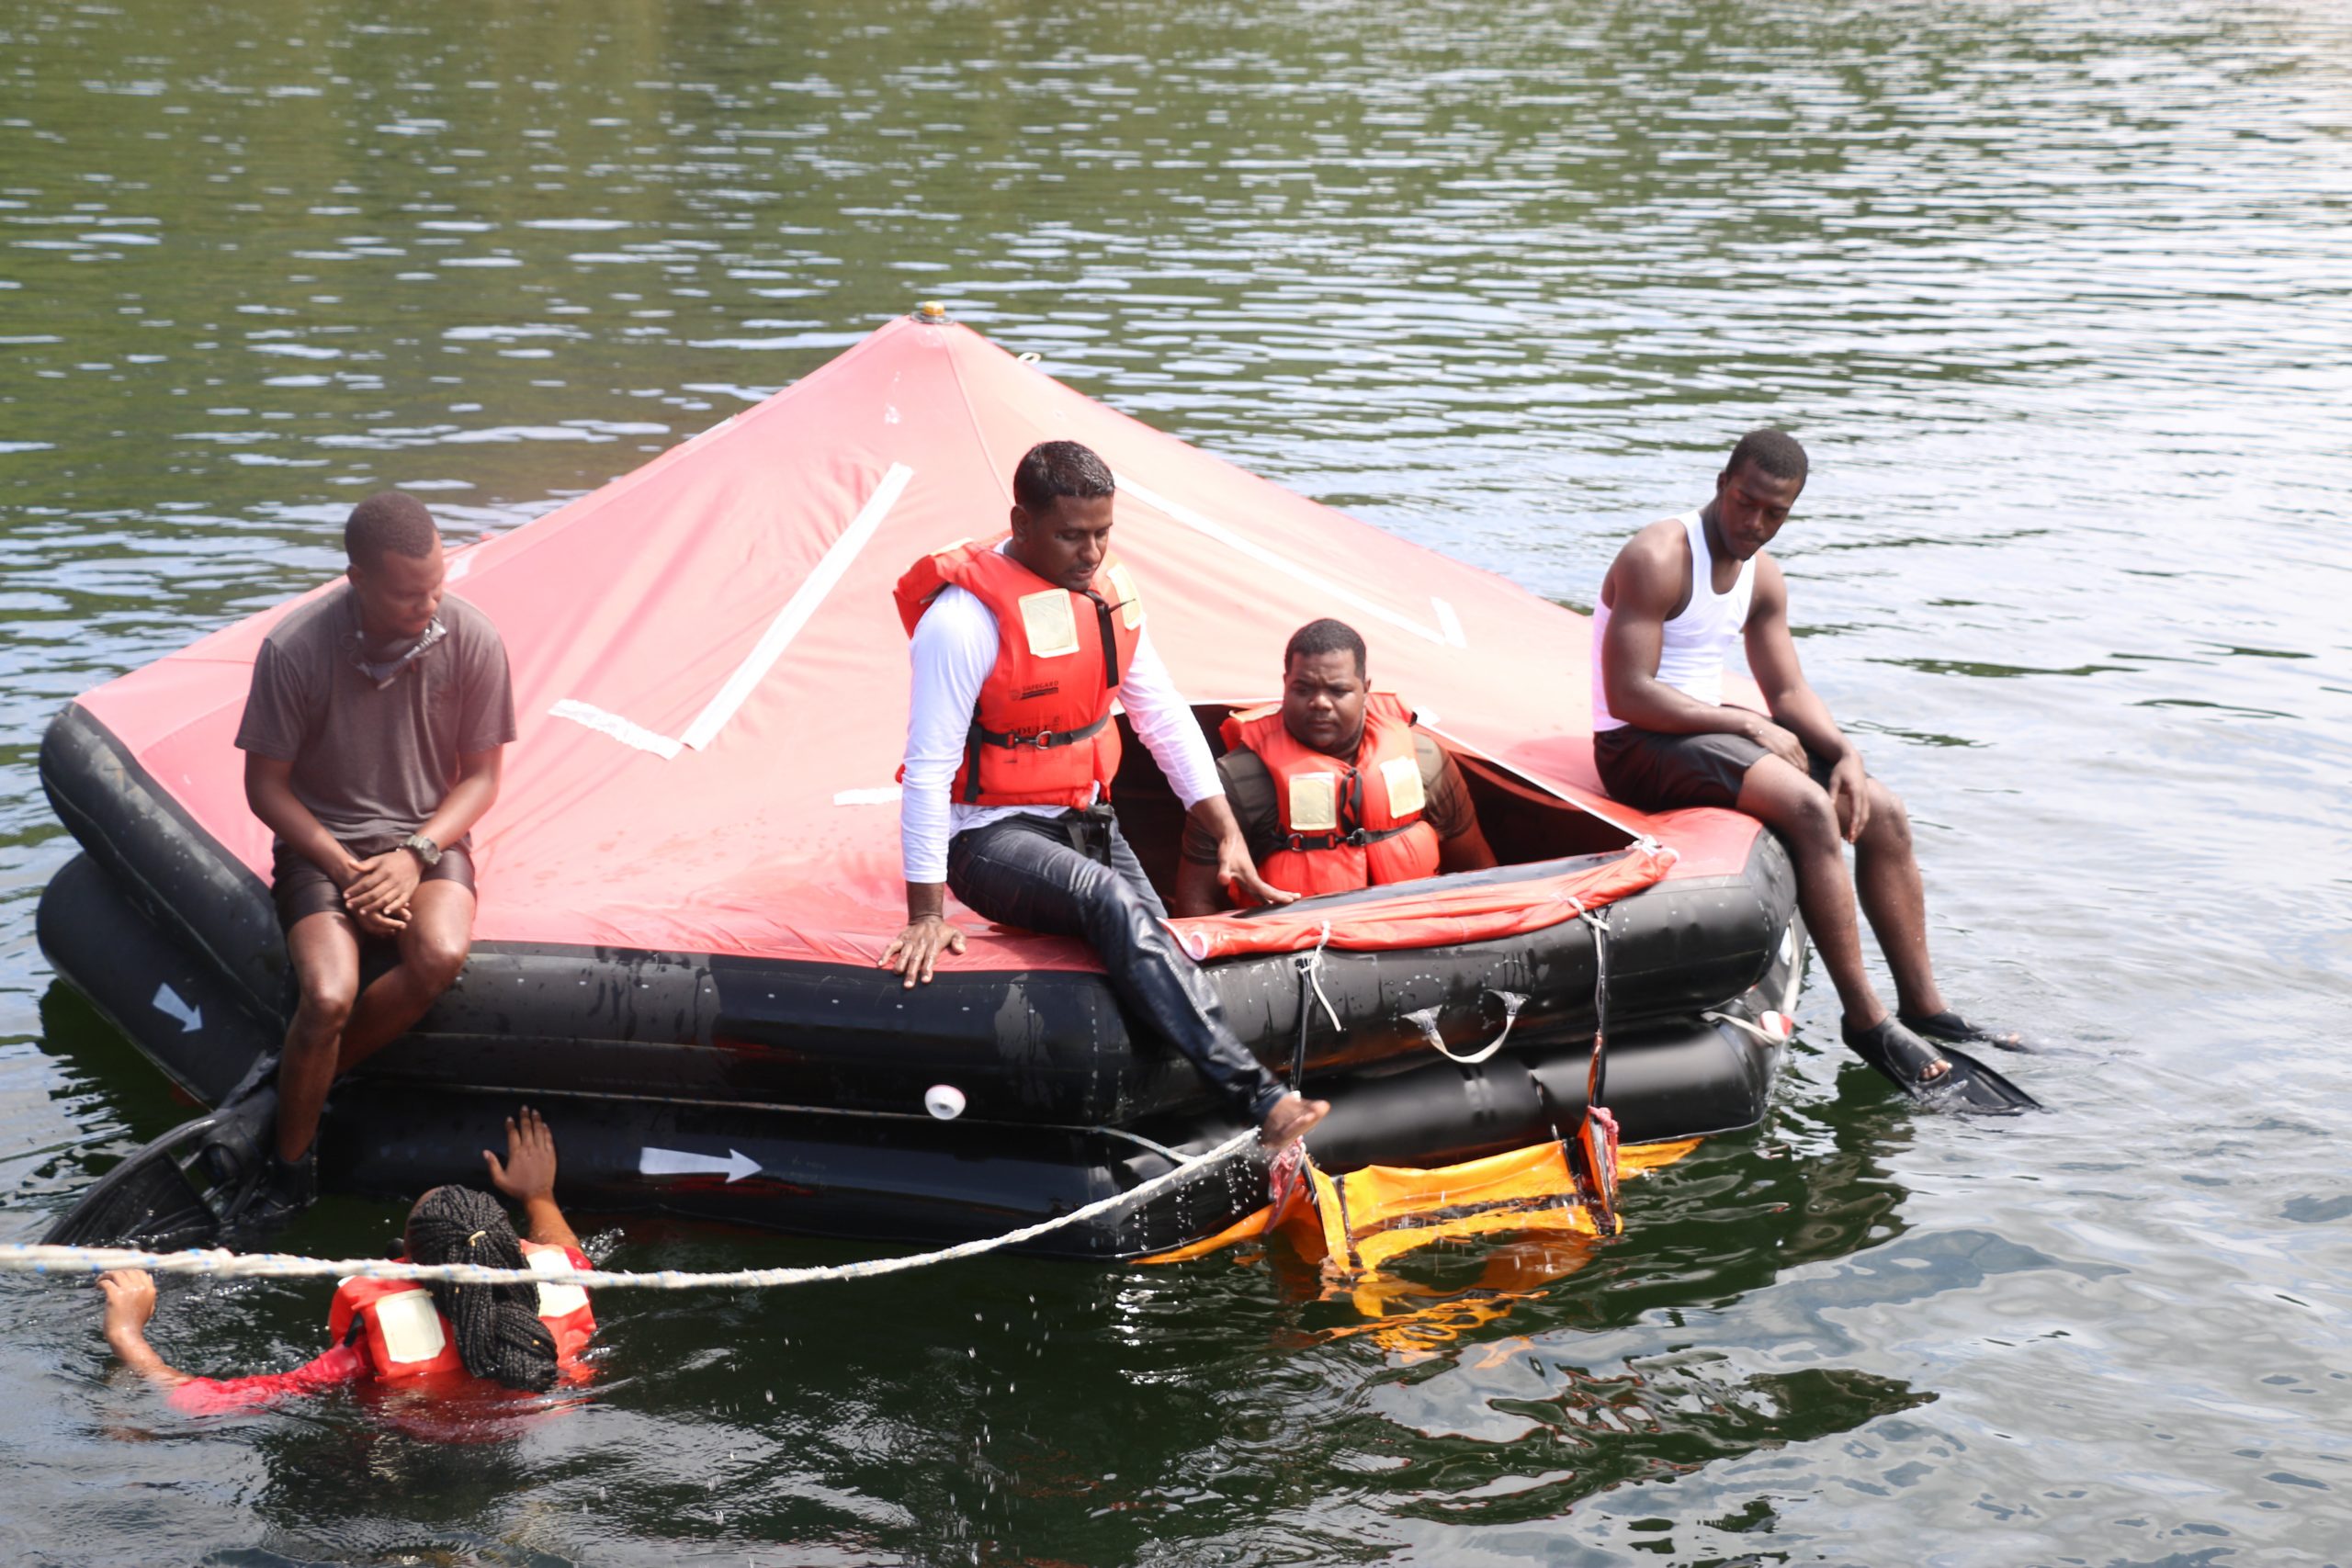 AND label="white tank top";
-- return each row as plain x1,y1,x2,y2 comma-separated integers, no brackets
1591,509,1754,732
